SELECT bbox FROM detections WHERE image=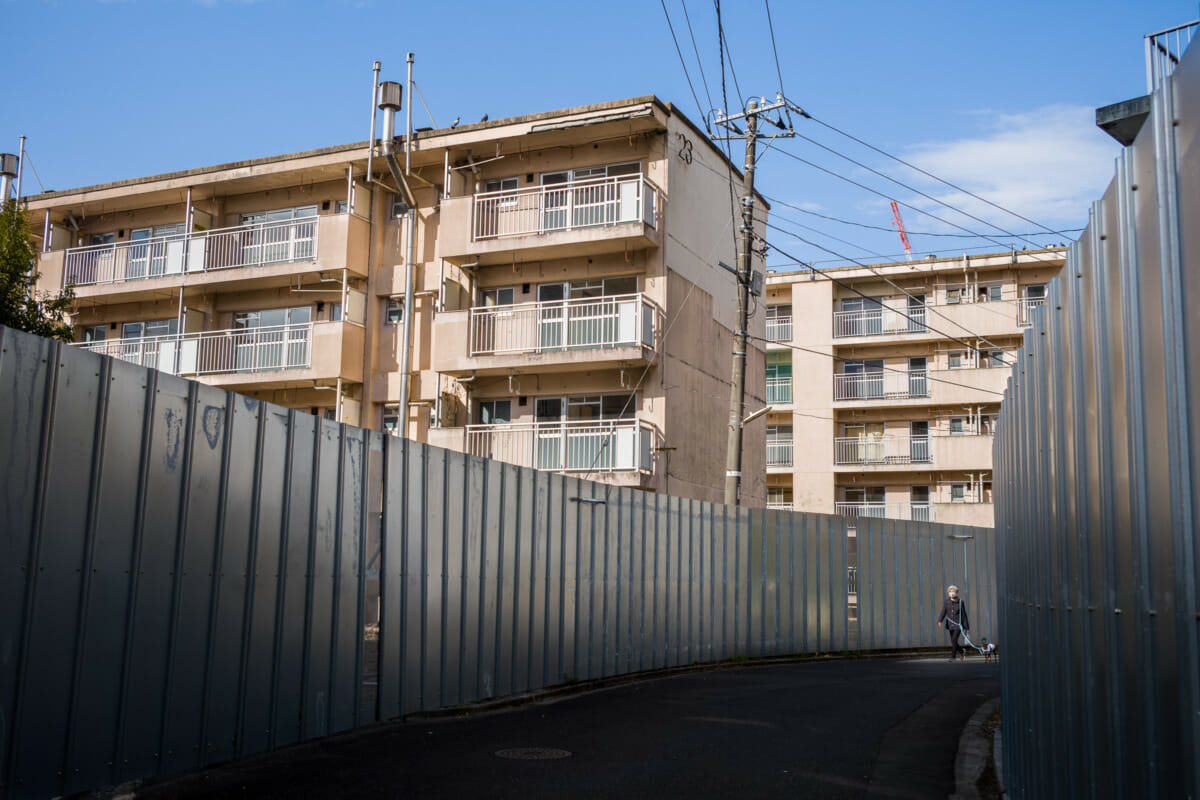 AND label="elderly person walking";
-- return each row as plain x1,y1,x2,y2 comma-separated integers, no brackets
937,584,970,662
